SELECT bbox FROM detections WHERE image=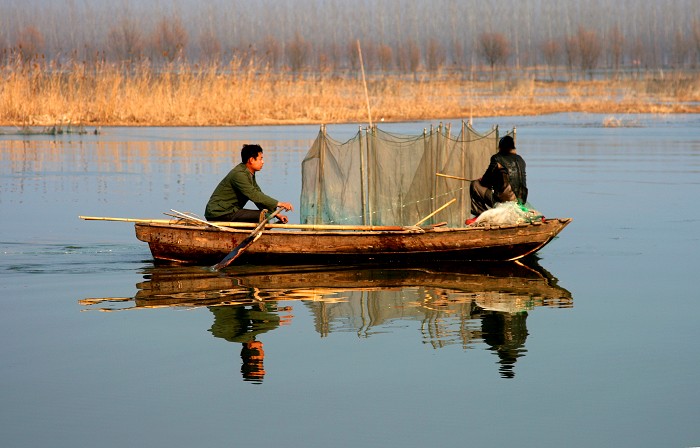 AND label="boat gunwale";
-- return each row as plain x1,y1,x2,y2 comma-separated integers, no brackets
134,218,572,236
